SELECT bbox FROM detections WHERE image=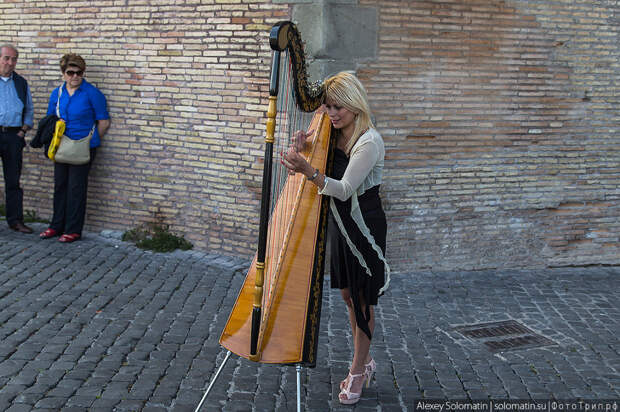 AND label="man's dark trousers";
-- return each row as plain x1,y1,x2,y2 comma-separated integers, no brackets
0,129,25,226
